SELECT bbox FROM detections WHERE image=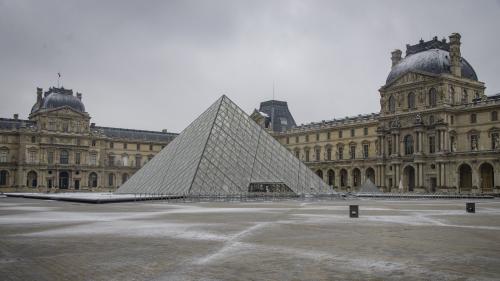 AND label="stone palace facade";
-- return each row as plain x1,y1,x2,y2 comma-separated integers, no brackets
255,33,500,194
0,87,177,192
